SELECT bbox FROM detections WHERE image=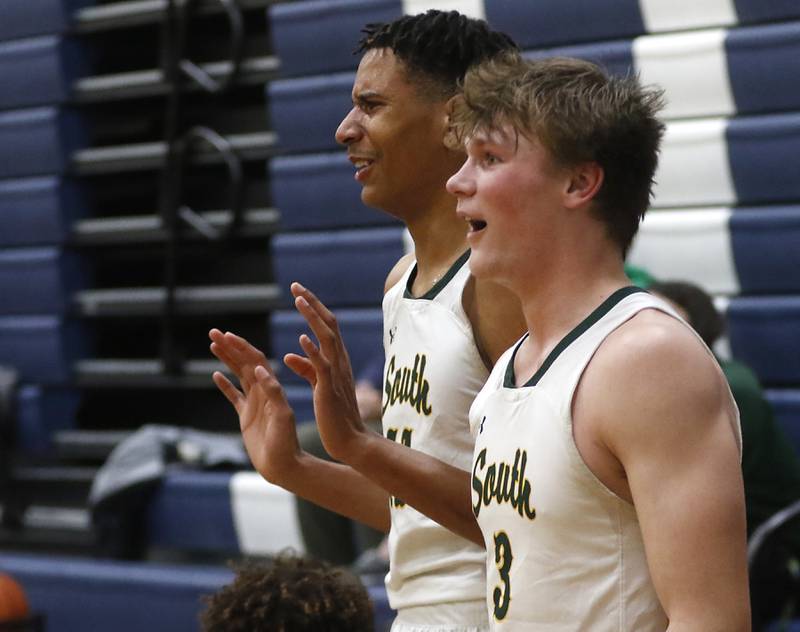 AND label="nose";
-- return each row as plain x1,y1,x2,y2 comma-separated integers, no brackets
335,107,362,146
446,159,476,198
